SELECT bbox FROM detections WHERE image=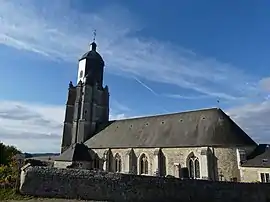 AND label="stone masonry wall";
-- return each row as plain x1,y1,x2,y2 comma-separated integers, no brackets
94,147,212,177
214,147,240,181
20,166,270,202
240,167,270,182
